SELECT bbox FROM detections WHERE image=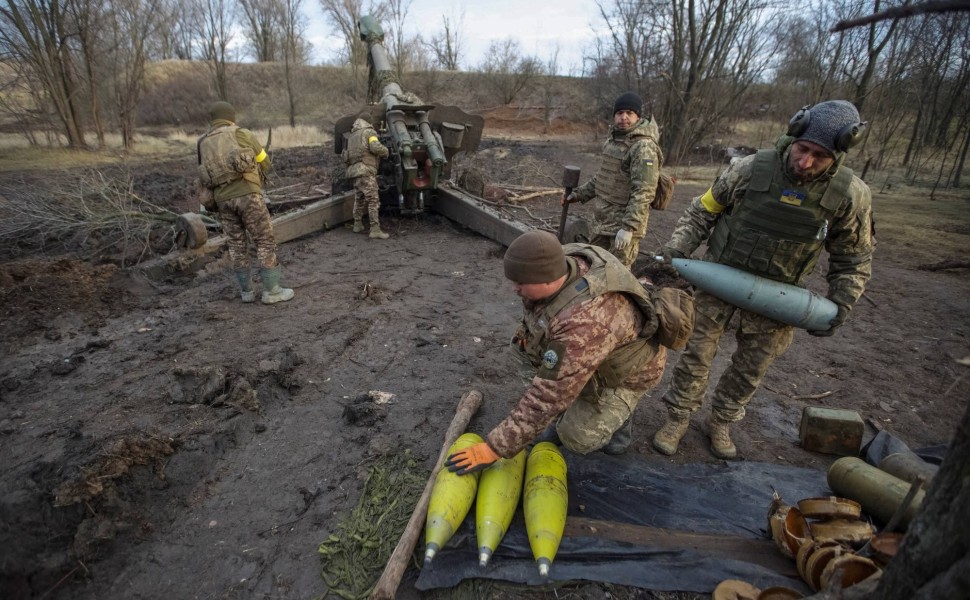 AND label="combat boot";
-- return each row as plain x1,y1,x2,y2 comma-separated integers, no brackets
369,224,389,239
705,414,737,459
602,417,632,455
260,264,295,304
652,410,690,456
235,269,255,303
352,218,364,233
